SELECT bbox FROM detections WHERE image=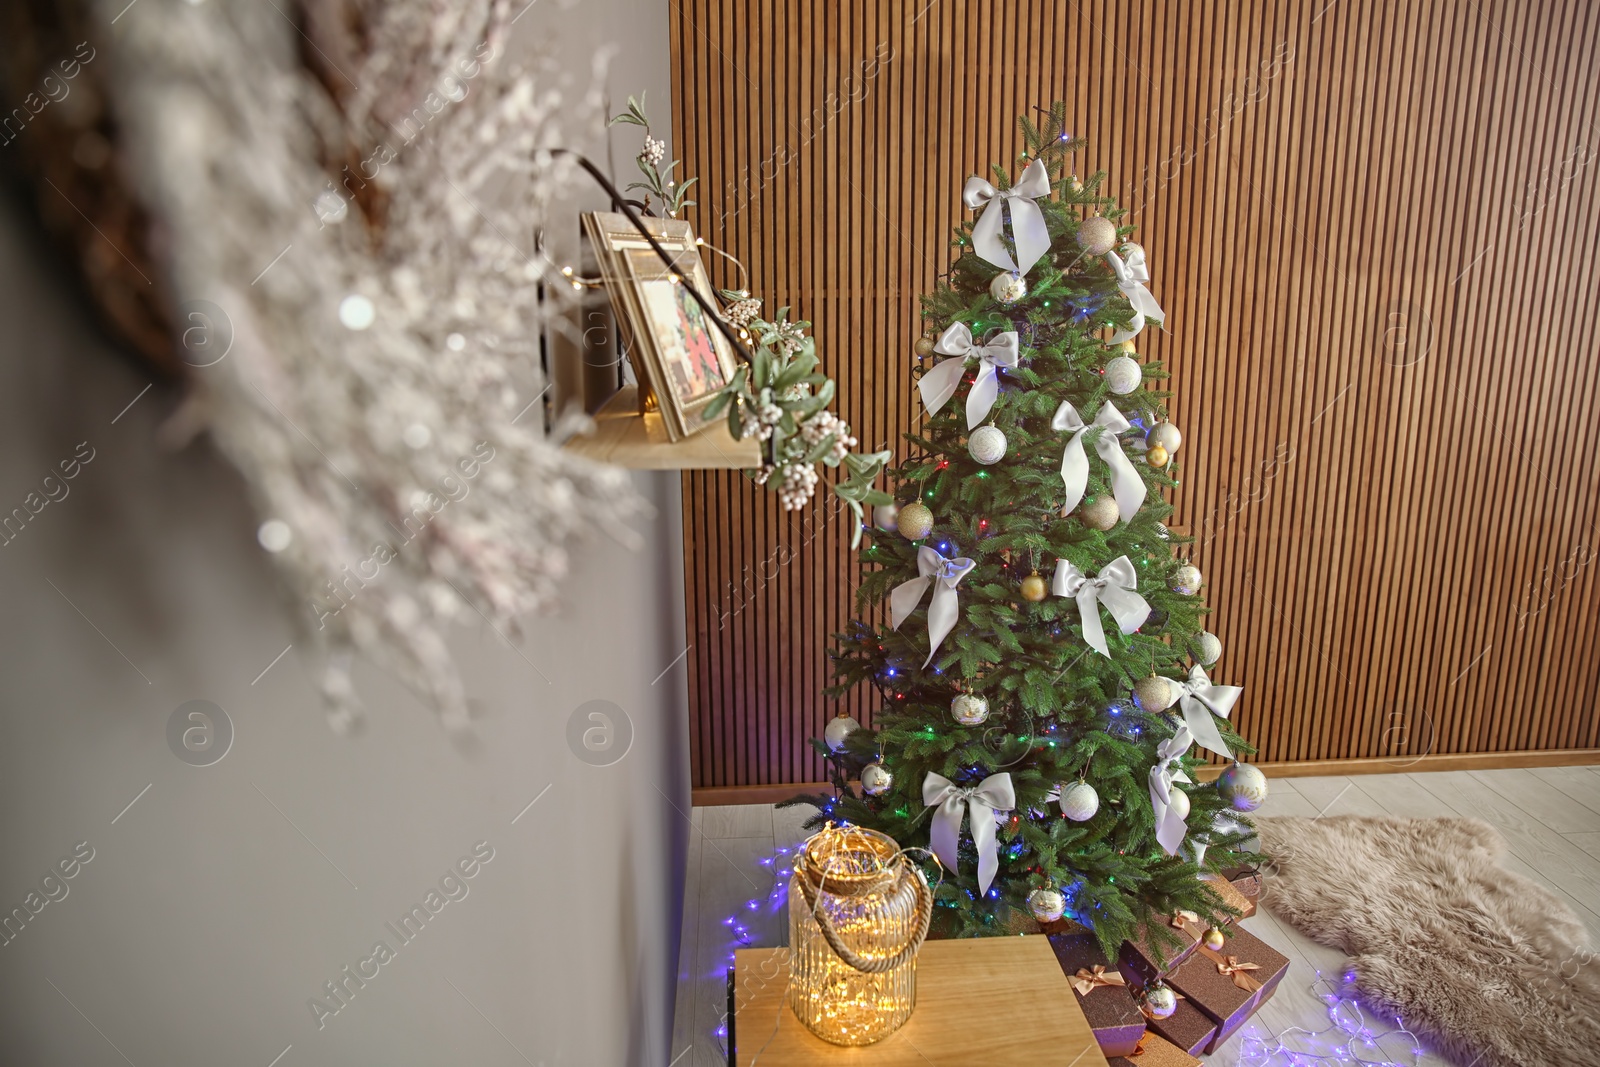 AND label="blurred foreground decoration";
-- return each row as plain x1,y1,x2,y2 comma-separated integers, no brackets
3,0,645,732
